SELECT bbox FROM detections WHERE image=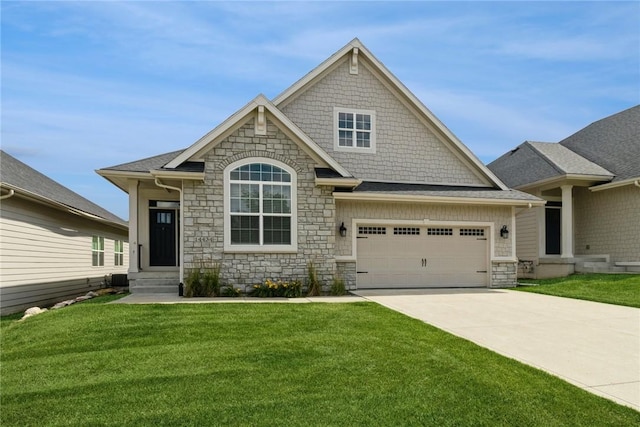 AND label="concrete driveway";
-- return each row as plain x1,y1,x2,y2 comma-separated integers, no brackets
354,288,640,411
